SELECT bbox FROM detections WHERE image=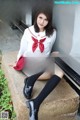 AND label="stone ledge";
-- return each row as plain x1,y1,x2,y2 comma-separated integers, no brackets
0,50,2,63
1,51,79,120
